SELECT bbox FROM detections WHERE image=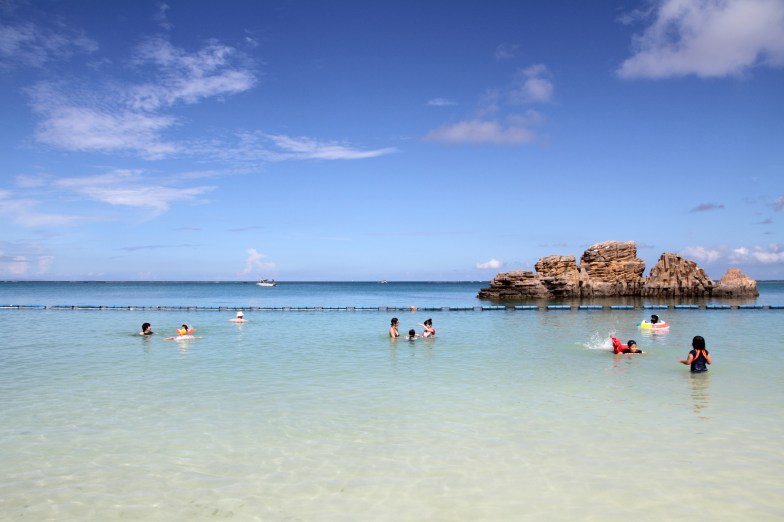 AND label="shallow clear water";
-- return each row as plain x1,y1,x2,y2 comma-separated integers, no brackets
1,282,782,520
